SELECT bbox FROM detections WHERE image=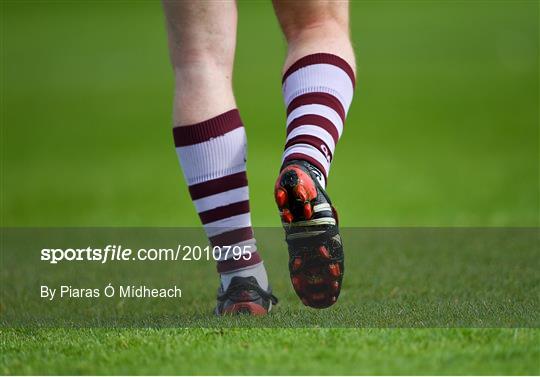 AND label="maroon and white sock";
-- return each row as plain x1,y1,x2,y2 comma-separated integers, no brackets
173,109,268,290
281,53,356,187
